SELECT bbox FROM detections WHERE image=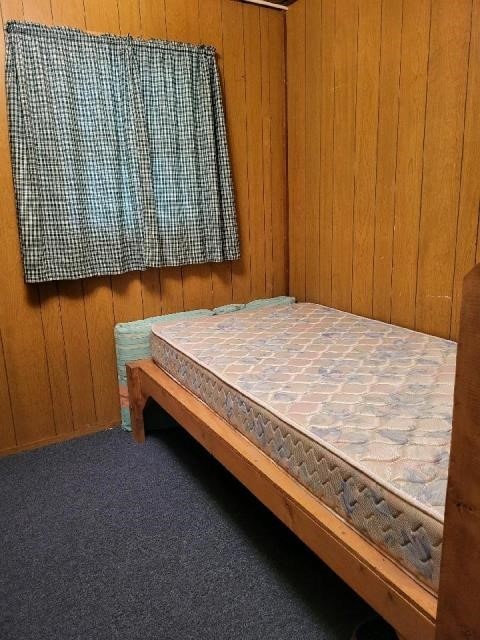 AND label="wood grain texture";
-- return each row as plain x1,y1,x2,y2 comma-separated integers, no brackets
304,0,321,304
436,264,480,639
138,0,166,39
224,0,252,303
244,3,268,300
318,0,335,307
268,9,288,297
415,0,471,338
0,329,15,449
0,0,57,446
128,357,438,640
450,0,480,340
287,0,480,339
286,0,306,301
332,0,358,312
0,0,287,453
200,0,234,308
351,0,381,318
260,10,274,298
372,0,402,323
390,0,431,330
